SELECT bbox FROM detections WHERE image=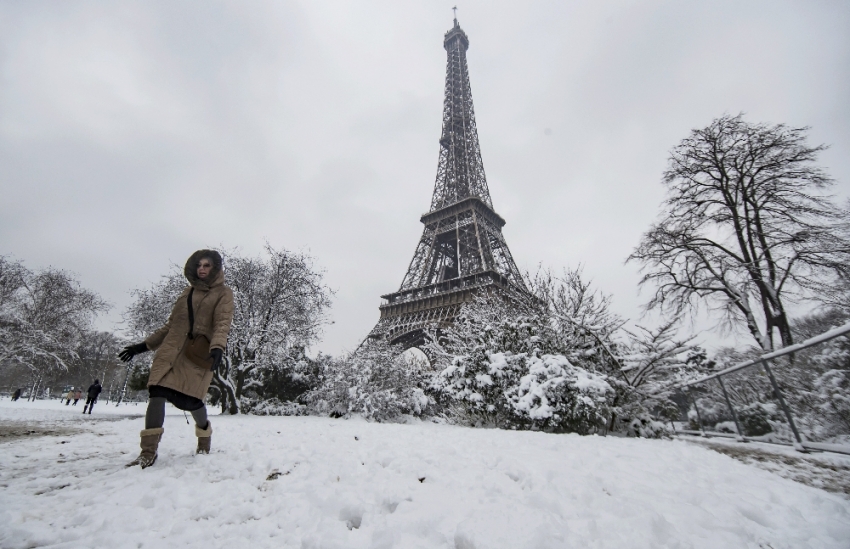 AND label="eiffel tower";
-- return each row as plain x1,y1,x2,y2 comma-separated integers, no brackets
369,17,529,347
